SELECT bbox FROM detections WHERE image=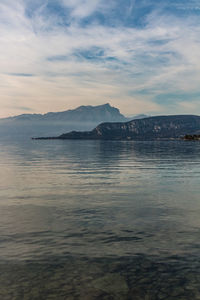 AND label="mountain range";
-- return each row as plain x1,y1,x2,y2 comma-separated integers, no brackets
3,104,199,141
1,103,127,123
0,104,148,140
